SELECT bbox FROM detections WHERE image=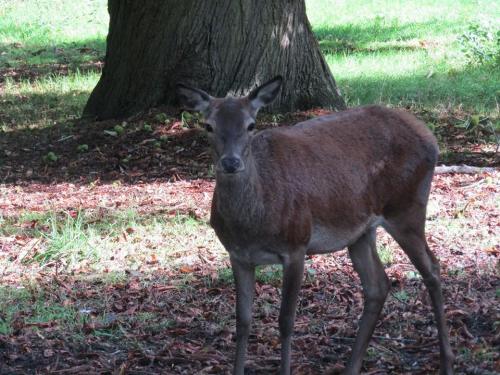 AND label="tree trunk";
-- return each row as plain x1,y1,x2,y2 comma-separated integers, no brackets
83,0,345,120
